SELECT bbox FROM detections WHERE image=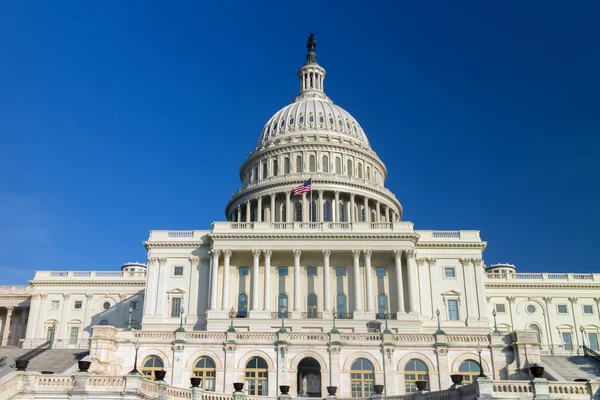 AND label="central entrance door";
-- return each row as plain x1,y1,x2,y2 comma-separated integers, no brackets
297,357,321,397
